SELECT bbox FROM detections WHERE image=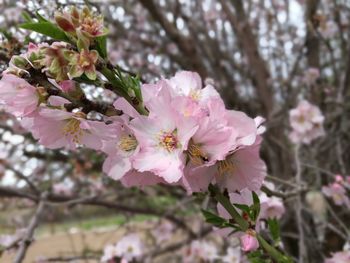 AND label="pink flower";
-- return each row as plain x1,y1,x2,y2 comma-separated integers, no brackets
303,67,320,86
168,71,220,110
53,181,74,196
240,231,259,252
114,234,144,262
27,108,114,150
0,74,39,117
289,100,325,144
101,244,118,262
322,182,350,207
221,247,241,263
325,250,350,263
259,192,285,219
183,240,219,263
215,138,267,192
130,86,198,183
